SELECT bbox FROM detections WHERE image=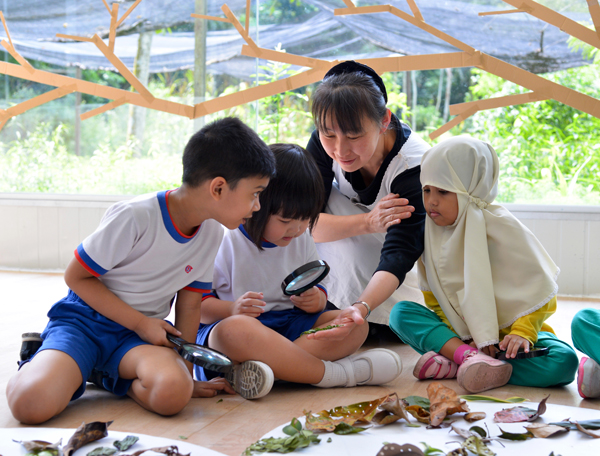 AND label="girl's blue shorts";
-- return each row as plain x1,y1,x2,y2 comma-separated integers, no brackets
194,303,338,381
27,290,150,400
